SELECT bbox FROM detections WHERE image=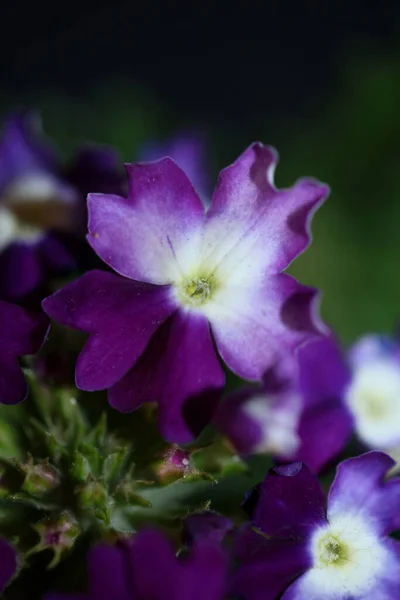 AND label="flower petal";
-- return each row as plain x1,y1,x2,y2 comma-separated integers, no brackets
43,270,176,391
0,301,49,355
253,462,327,538
88,544,131,600
139,131,211,202
183,511,233,546
0,357,28,405
109,311,225,443
290,400,354,473
232,538,308,600
205,273,324,380
87,158,205,284
0,243,44,301
0,537,17,594
298,334,351,409
328,451,400,535
204,143,329,279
